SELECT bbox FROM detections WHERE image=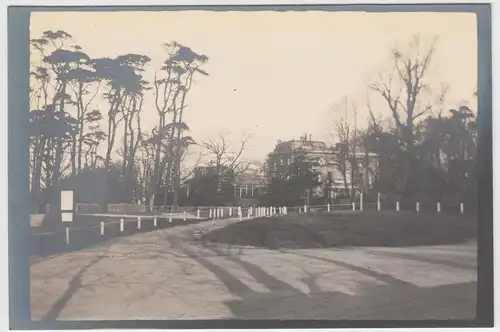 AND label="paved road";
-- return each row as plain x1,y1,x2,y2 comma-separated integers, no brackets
30,218,477,321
